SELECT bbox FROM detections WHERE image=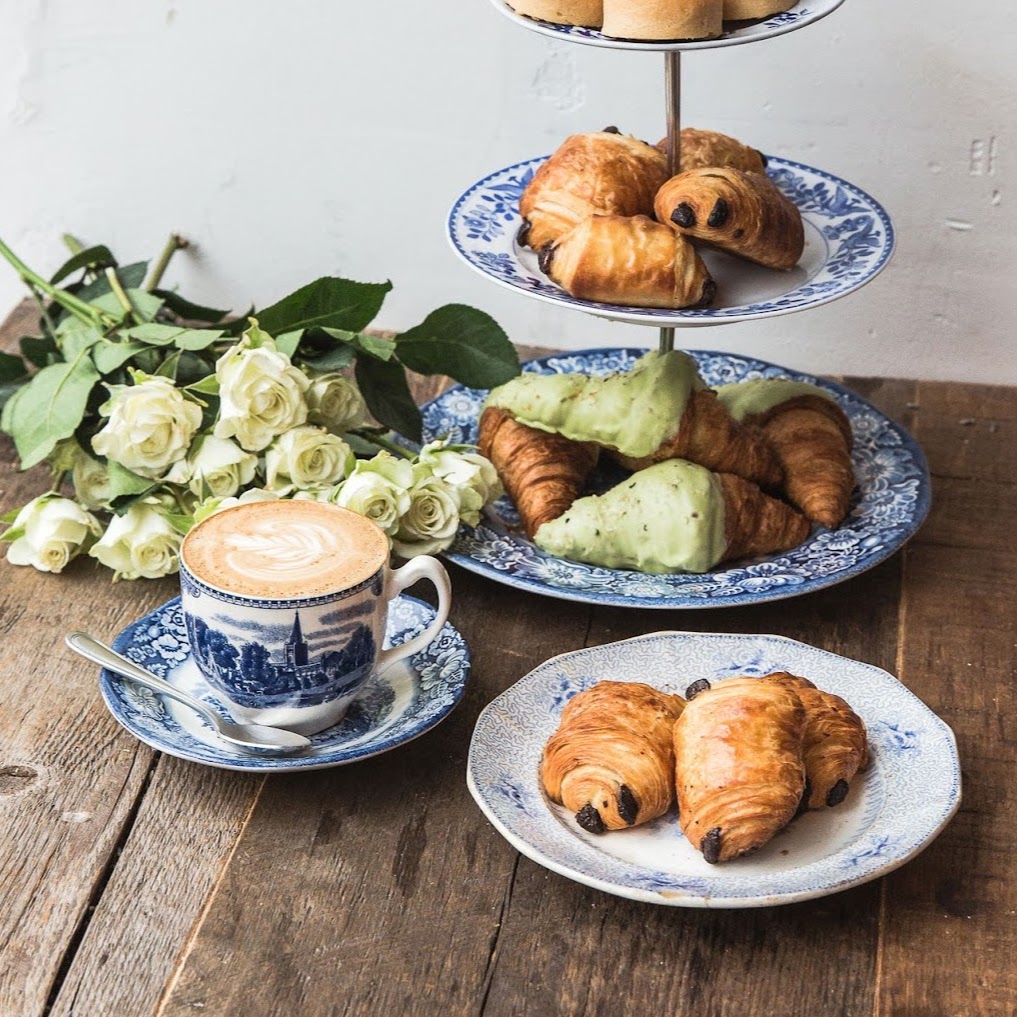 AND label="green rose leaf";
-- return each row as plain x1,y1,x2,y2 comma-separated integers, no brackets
395,304,519,388
187,374,221,396
2,355,100,468
21,334,60,368
122,323,225,350
275,329,303,358
105,460,156,500
152,288,230,323
255,277,393,336
0,351,27,383
355,354,422,443
90,289,163,324
72,261,148,304
92,340,147,375
50,245,117,285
